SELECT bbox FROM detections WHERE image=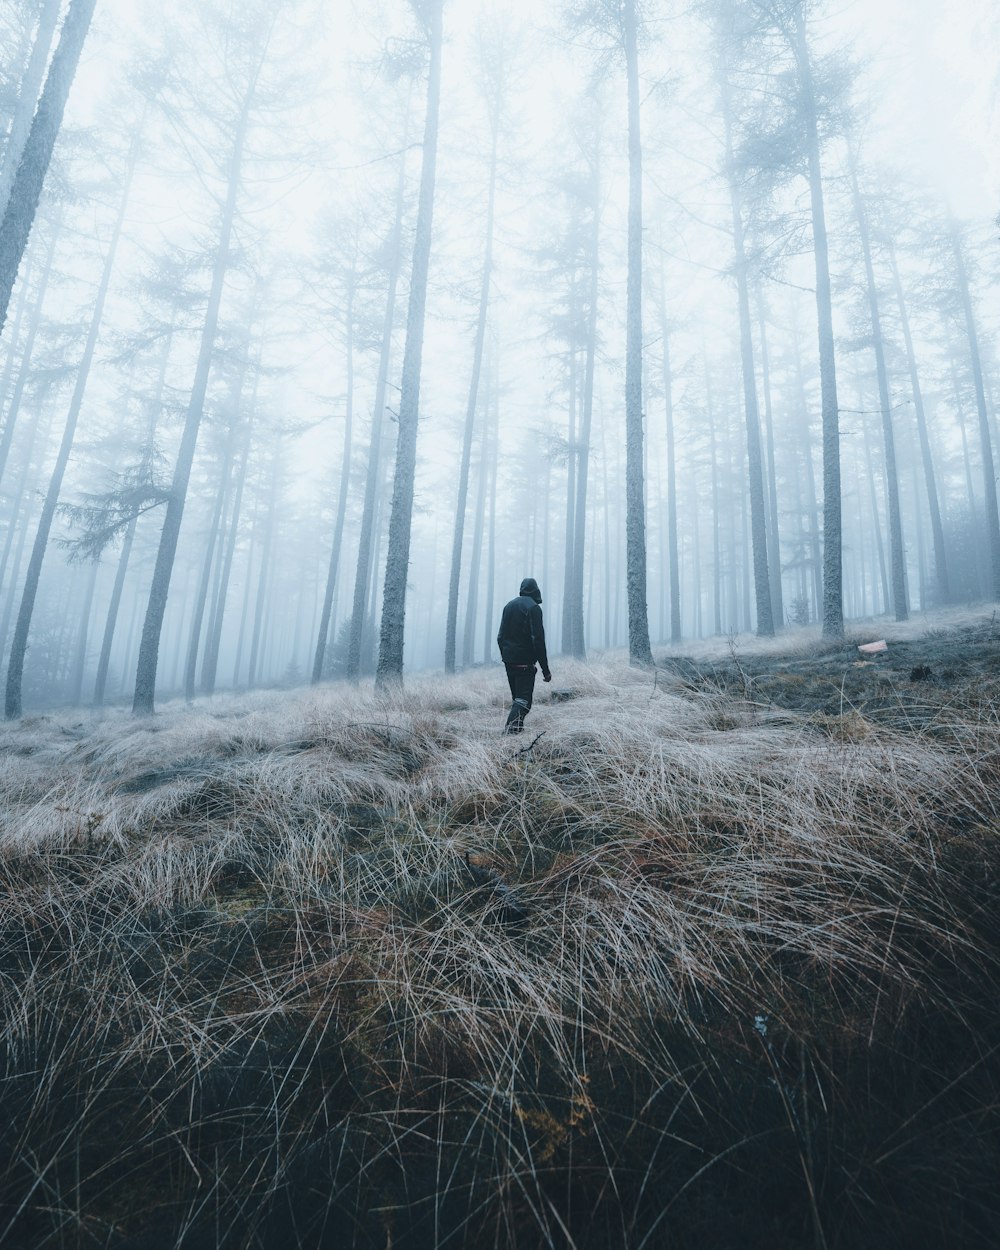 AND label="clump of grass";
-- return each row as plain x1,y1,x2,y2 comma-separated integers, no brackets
0,621,999,1247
